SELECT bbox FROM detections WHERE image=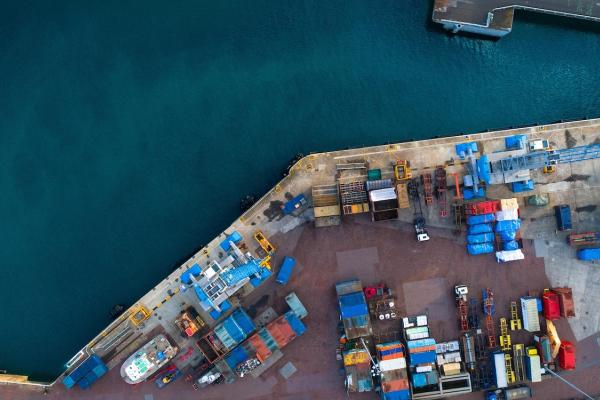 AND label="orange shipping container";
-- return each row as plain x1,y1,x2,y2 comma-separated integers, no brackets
267,316,297,348
249,334,271,363
382,378,409,392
